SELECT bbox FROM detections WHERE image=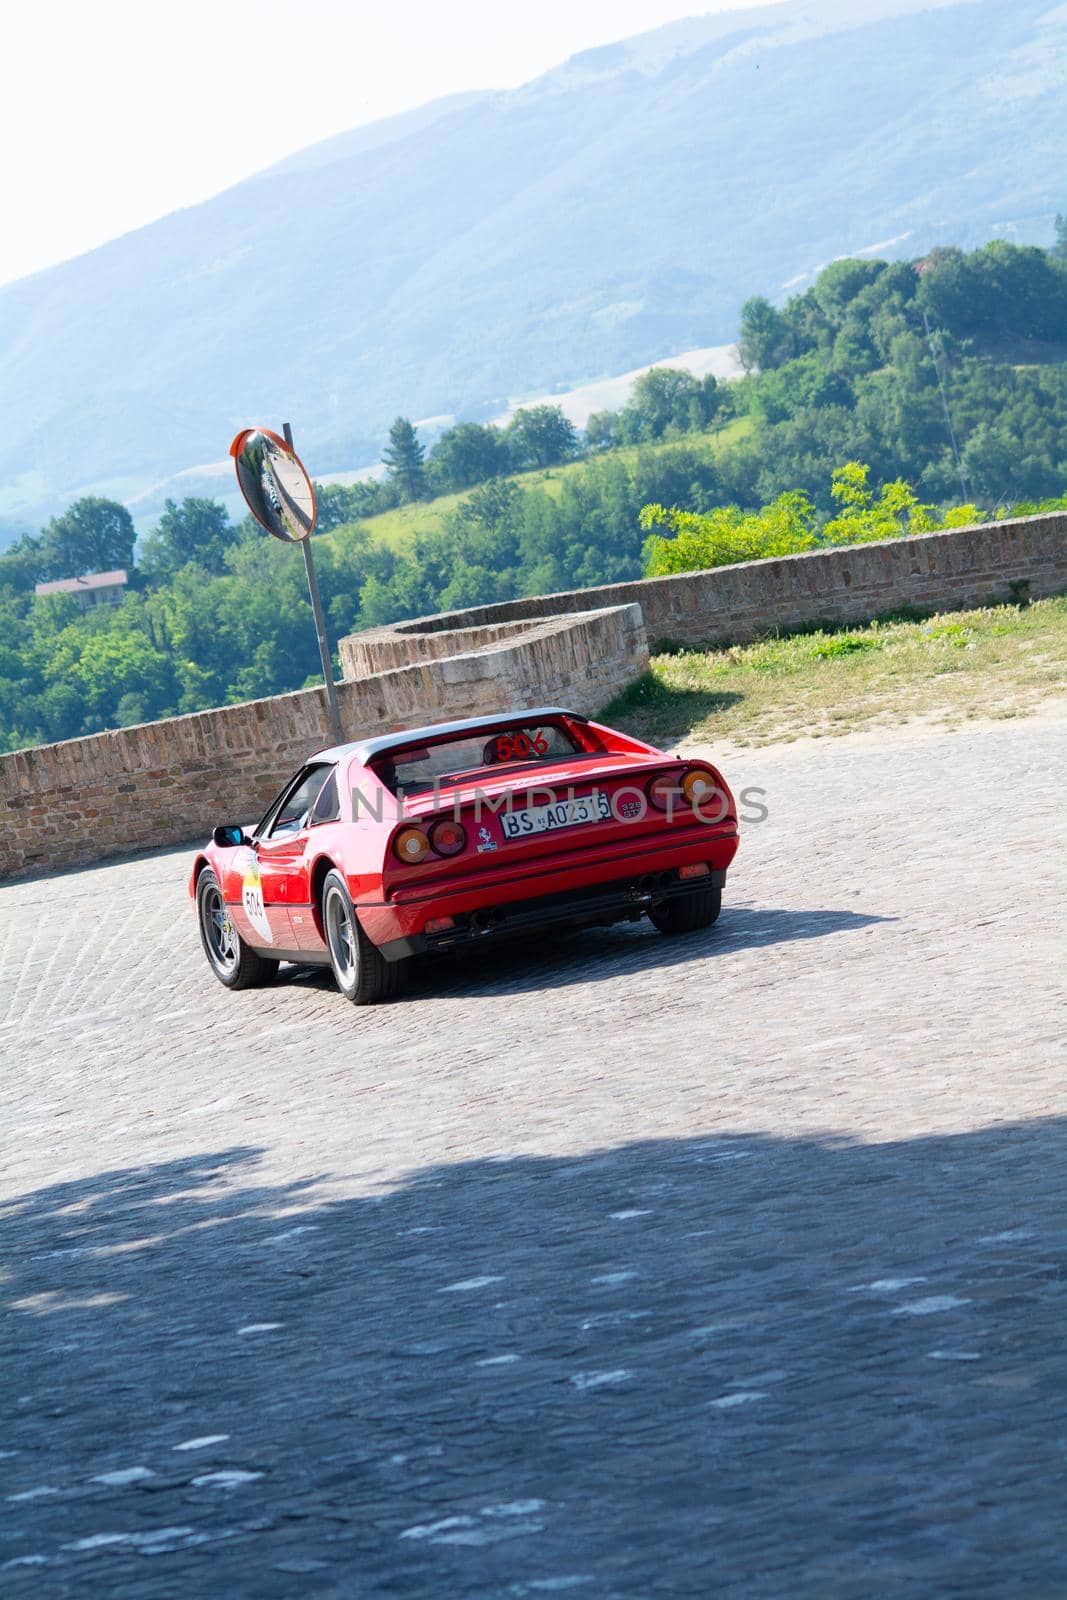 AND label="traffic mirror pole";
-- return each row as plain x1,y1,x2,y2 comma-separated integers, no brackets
283,421,343,747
